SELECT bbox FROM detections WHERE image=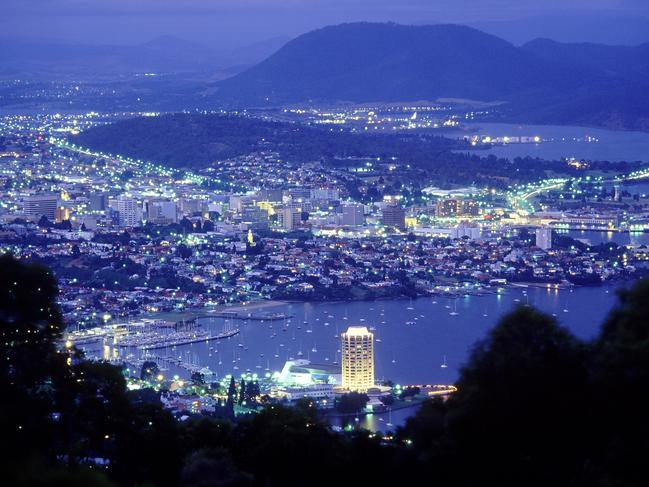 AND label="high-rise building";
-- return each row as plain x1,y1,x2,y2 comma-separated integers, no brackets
117,196,141,228
535,227,552,250
341,203,365,226
341,326,374,392
23,194,58,221
278,207,302,231
145,199,177,224
381,205,406,231
88,193,107,211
